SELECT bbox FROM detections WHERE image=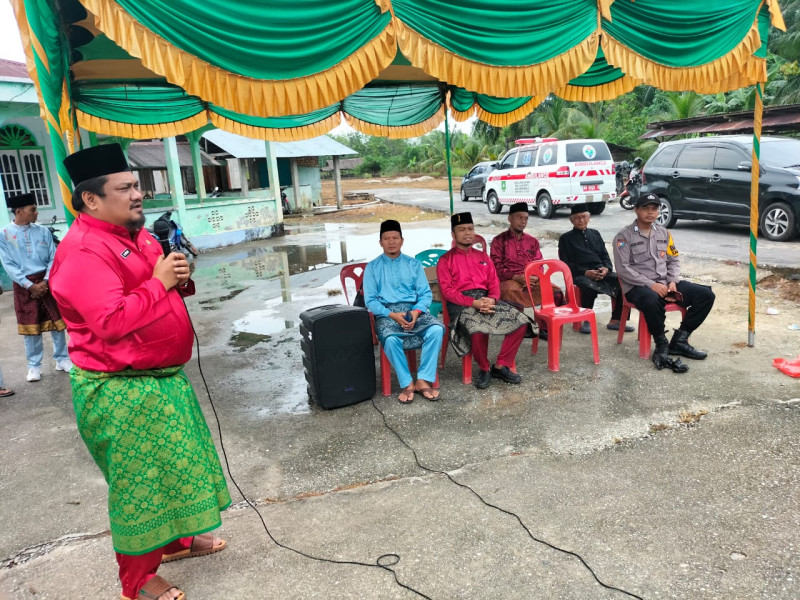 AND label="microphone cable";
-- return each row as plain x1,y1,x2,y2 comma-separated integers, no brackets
181,296,432,599
179,283,640,599
368,398,644,600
